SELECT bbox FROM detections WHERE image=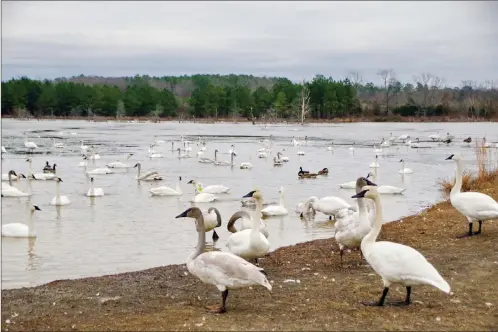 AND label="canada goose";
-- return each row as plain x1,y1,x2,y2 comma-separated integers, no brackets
318,168,329,175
